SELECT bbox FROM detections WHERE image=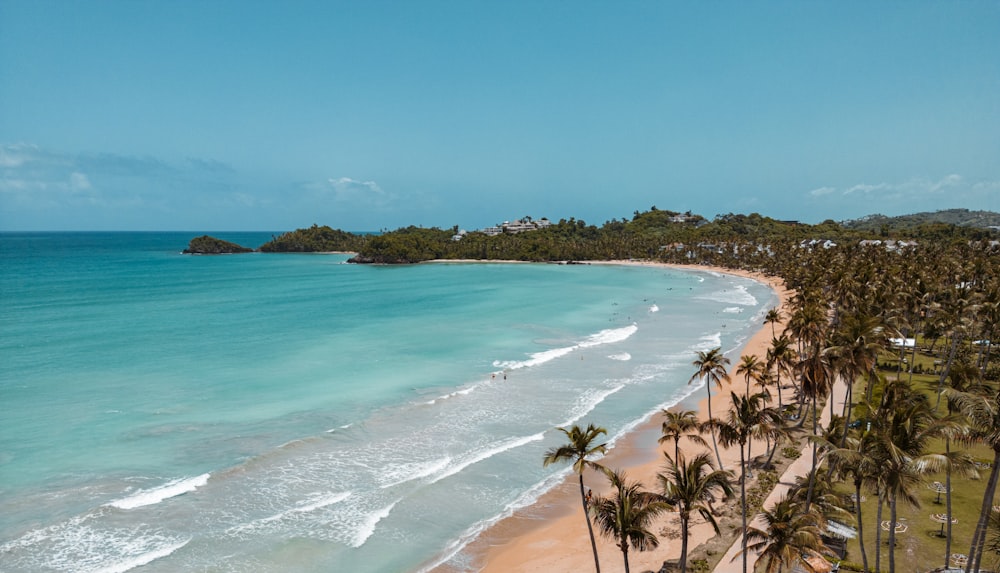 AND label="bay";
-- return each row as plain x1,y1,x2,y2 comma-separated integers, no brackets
0,232,776,572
